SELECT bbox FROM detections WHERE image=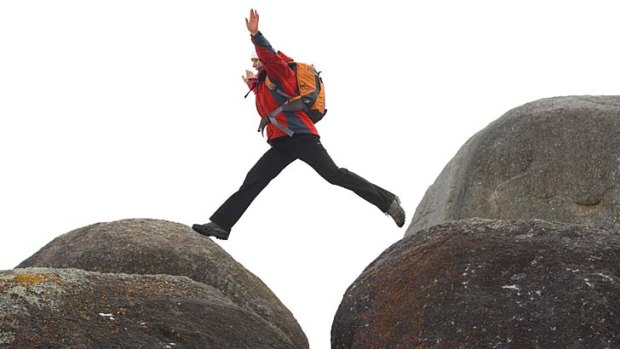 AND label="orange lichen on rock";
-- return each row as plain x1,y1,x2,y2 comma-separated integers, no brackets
9,272,63,286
